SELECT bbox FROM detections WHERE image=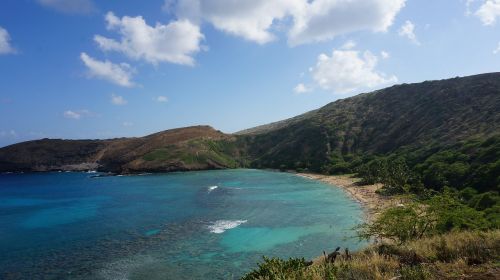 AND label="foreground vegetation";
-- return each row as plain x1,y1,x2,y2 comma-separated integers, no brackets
244,148,499,279
244,191,499,279
242,230,500,280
